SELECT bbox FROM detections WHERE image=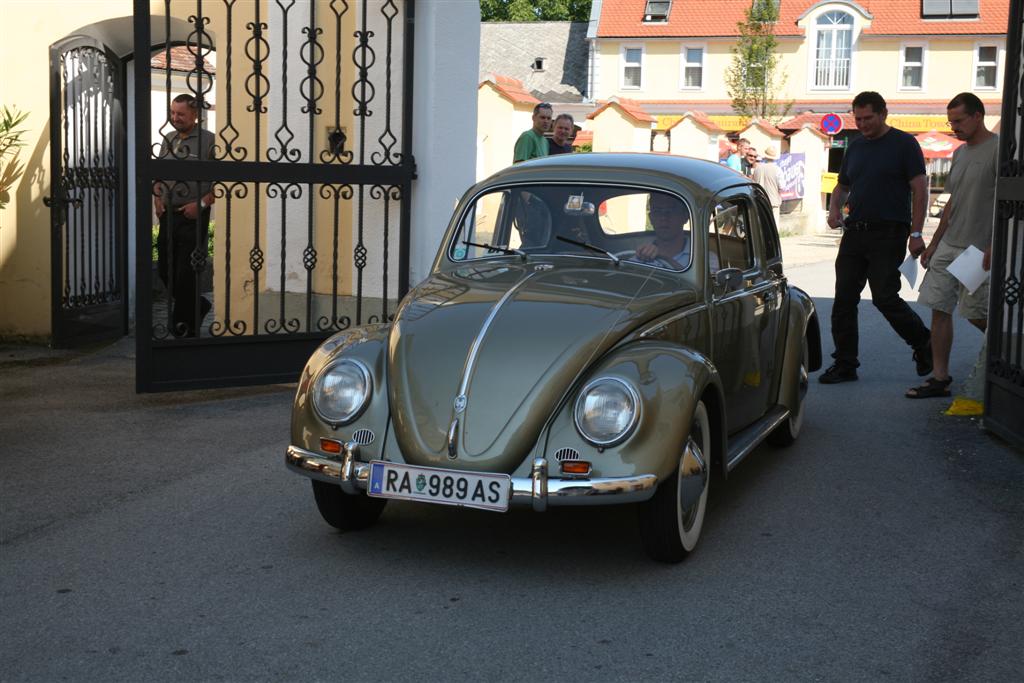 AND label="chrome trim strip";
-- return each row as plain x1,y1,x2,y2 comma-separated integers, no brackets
456,270,540,399
285,445,657,506
638,304,708,338
725,407,790,471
